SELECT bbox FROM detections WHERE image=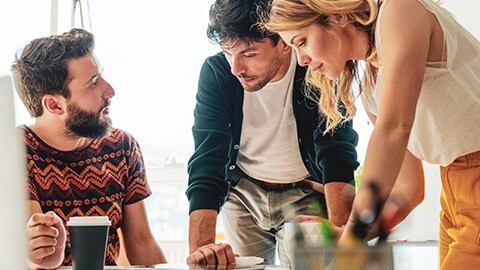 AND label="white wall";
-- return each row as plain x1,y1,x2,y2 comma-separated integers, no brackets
0,76,27,268
390,0,480,241
442,0,480,38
